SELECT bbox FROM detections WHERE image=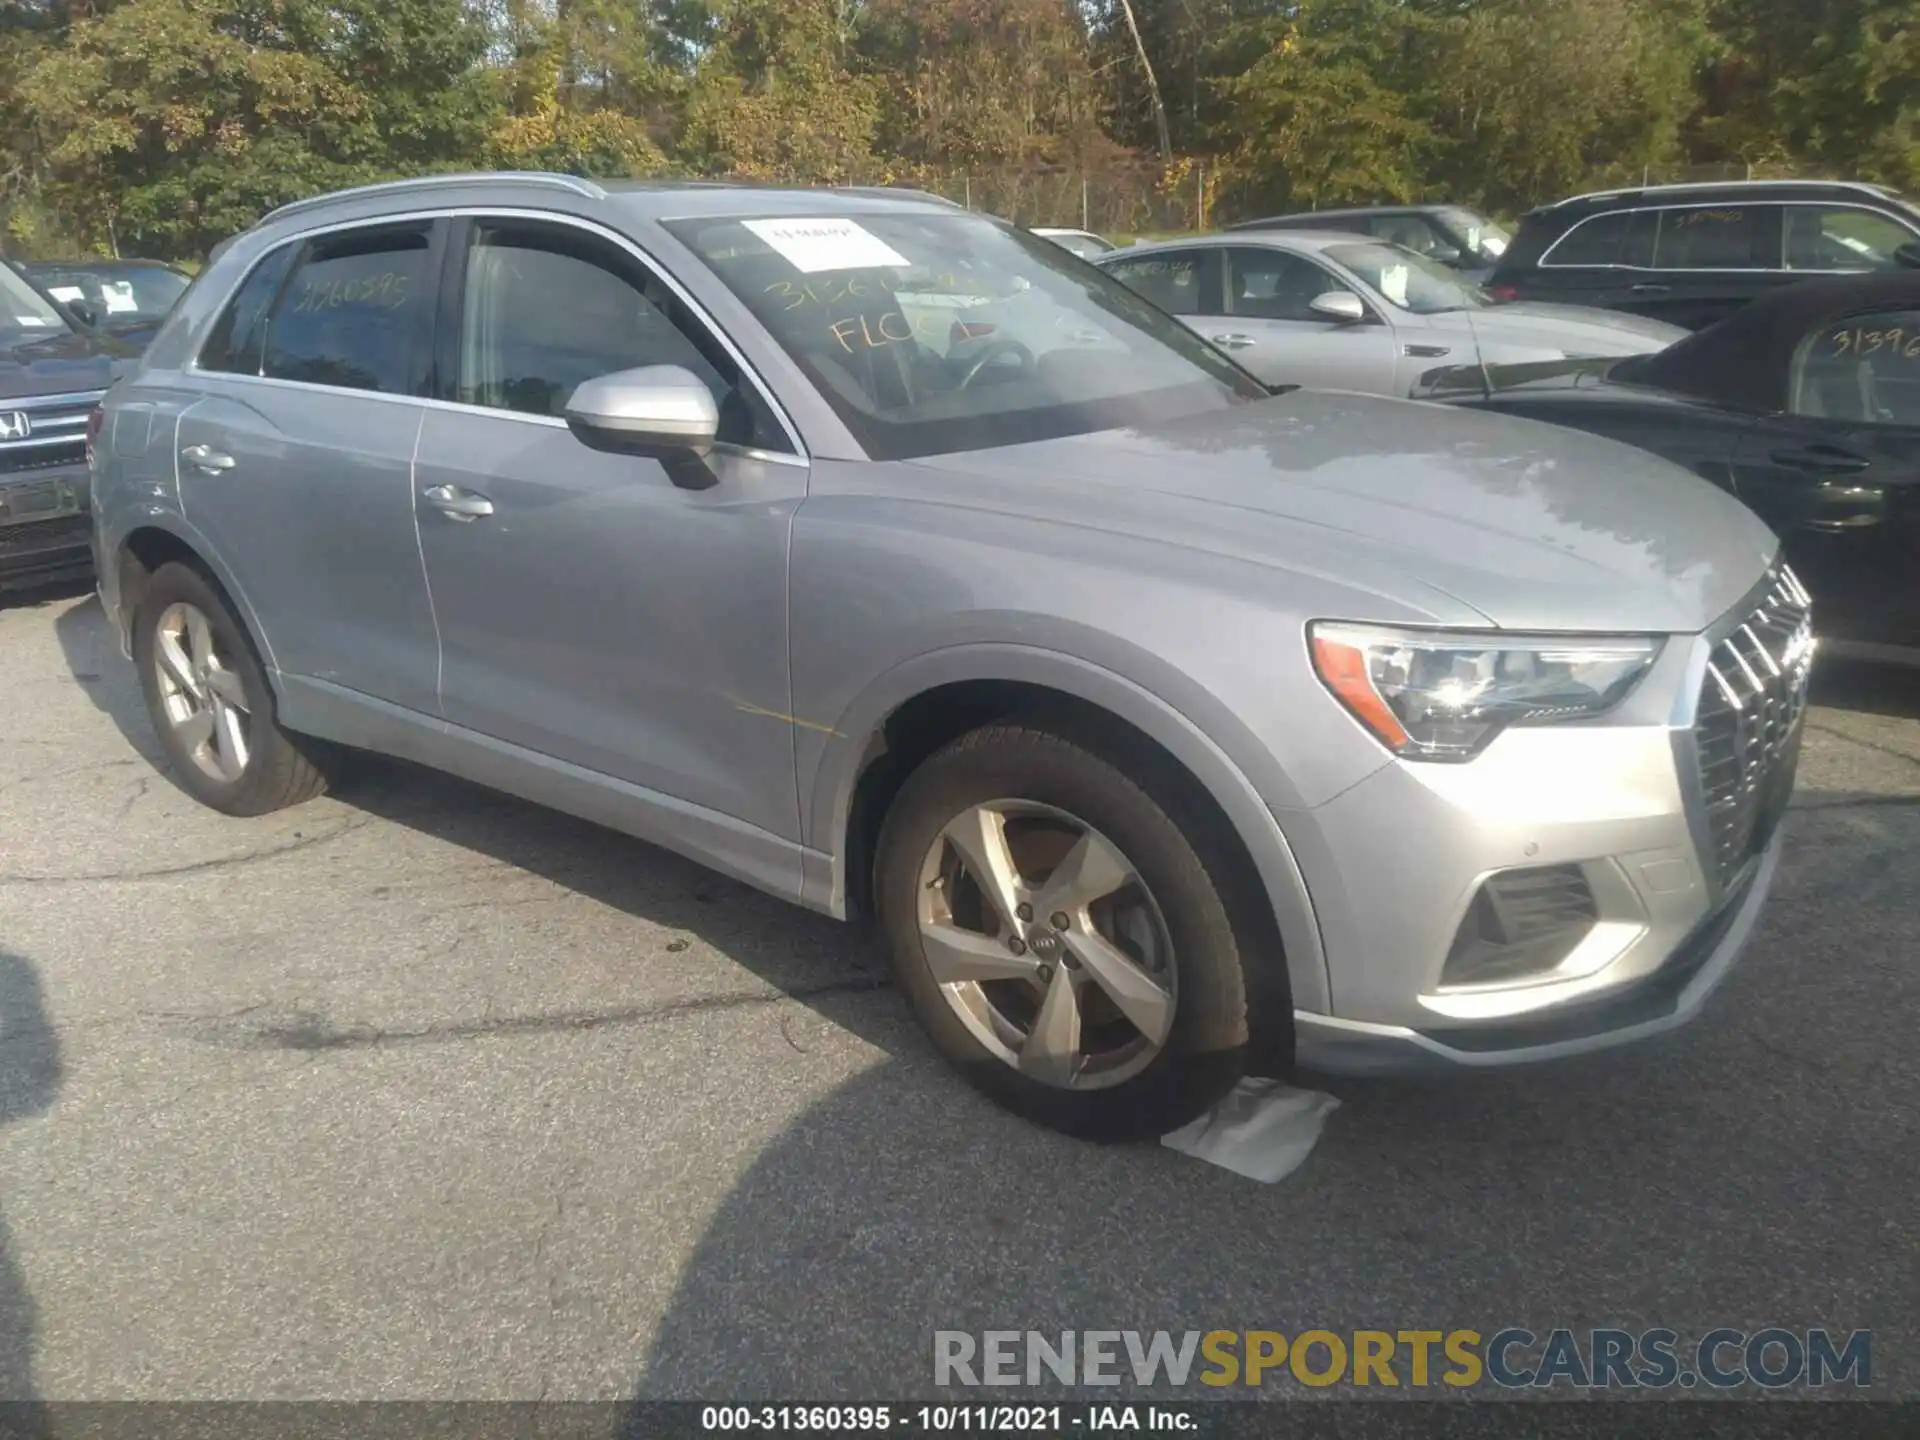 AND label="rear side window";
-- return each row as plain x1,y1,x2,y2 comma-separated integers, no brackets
261,226,435,395
1103,251,1208,315
1651,207,1768,270
1542,211,1632,267
1792,310,1920,425
198,244,297,375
